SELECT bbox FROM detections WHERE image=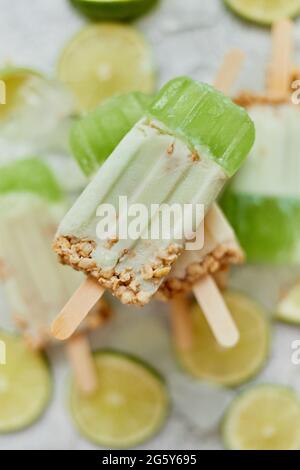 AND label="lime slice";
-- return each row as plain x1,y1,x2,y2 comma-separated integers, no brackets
224,0,300,25
0,67,40,121
0,331,52,433
177,291,270,387
70,351,169,448
222,385,300,450
70,0,158,21
277,280,300,324
57,24,156,112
